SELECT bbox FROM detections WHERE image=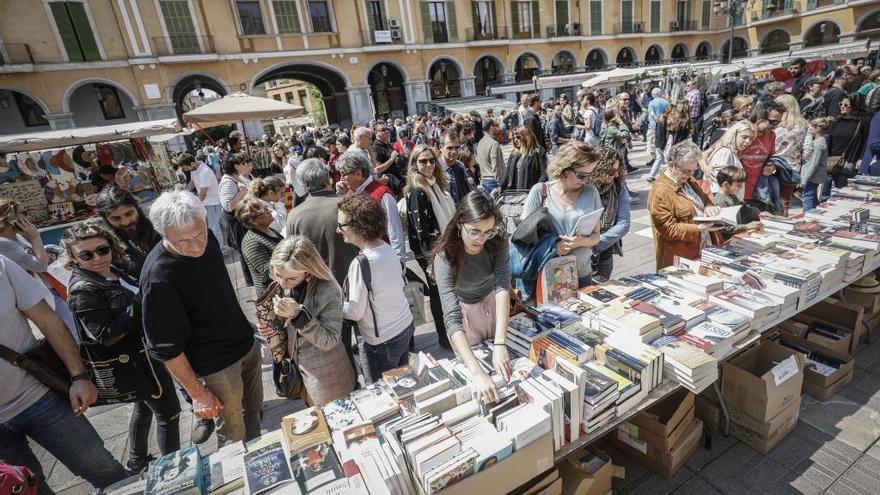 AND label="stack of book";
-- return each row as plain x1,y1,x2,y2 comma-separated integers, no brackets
680,320,737,359
595,336,664,415
708,286,781,329
700,245,751,265
528,329,594,370
729,230,780,251
661,268,726,296
578,362,620,433
590,301,663,342
650,336,718,393
585,359,642,417
282,408,348,494
578,286,623,307
507,313,553,357
510,373,567,451
690,299,750,337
